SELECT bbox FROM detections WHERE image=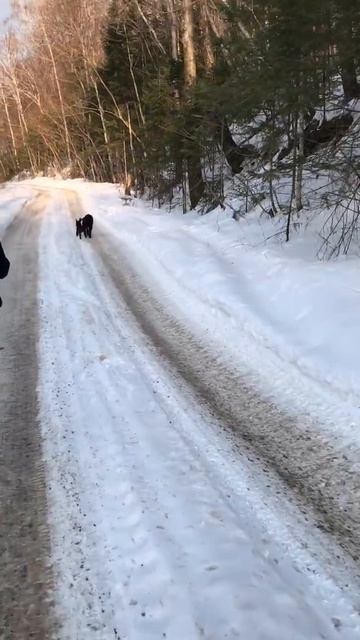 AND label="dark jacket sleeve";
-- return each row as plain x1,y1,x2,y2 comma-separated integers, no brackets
0,242,10,279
